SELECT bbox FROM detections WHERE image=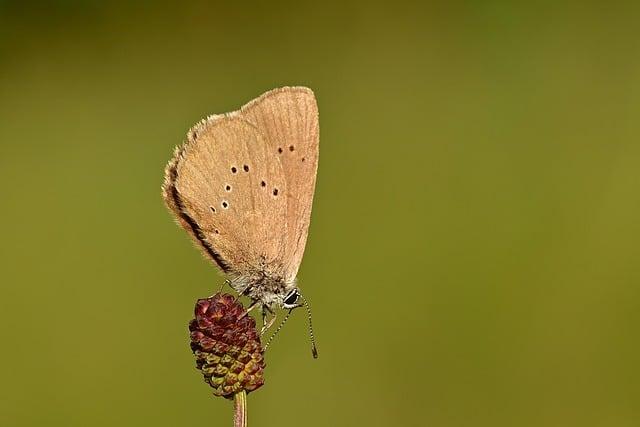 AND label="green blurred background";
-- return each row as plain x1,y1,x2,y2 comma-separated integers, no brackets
1,1,639,426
